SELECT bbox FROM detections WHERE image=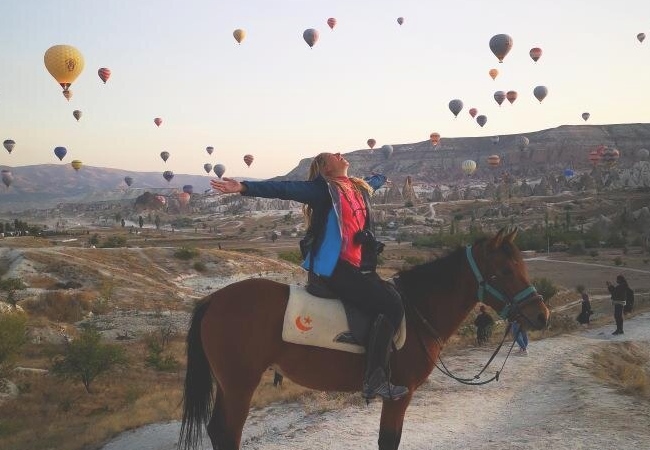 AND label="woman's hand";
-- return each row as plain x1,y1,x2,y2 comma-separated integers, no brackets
210,177,244,194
